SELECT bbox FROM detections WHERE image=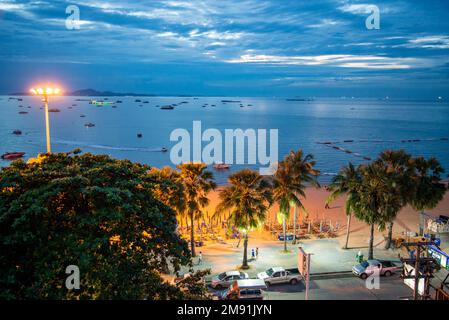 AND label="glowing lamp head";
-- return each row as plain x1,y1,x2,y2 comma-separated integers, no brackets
30,86,62,96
